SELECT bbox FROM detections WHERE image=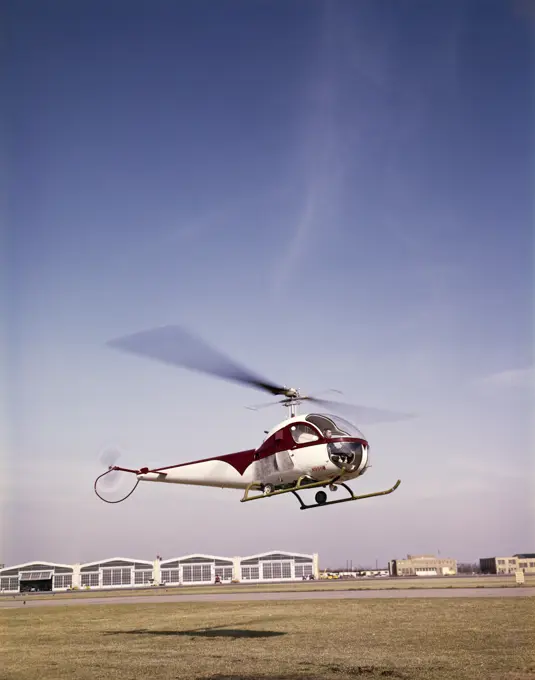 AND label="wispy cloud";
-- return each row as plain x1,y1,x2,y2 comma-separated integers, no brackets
270,5,344,298
477,366,534,389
